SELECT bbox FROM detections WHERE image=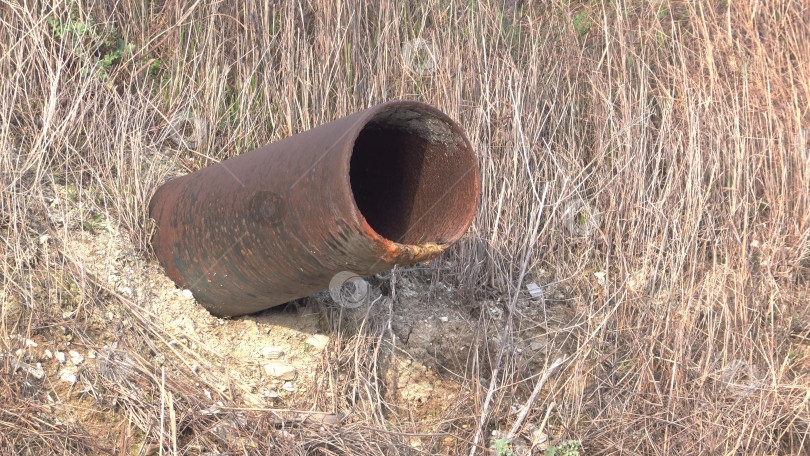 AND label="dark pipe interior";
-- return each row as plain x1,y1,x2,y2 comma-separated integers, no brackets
349,108,477,245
